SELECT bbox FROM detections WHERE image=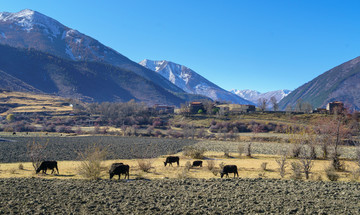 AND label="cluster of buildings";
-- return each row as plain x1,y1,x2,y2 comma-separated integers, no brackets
314,101,345,114
150,101,346,115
